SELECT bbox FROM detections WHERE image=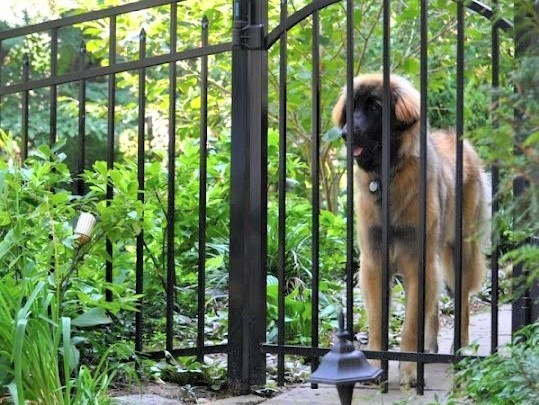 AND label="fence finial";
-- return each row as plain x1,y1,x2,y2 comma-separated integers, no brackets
338,309,345,333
